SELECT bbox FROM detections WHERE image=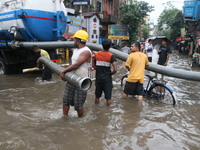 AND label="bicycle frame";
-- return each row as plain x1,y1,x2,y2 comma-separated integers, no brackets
144,77,153,94
144,76,173,96
121,74,176,105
